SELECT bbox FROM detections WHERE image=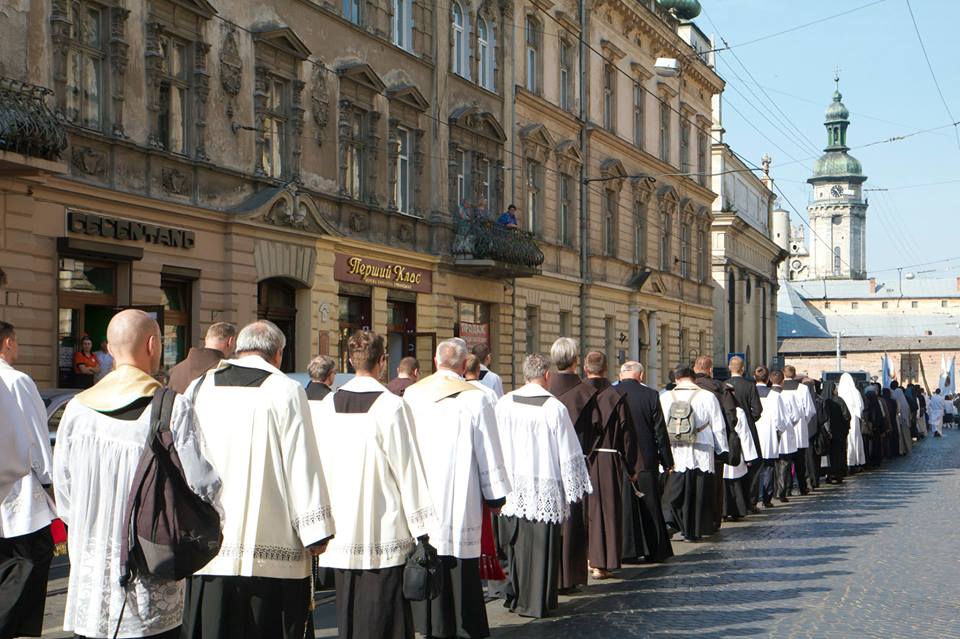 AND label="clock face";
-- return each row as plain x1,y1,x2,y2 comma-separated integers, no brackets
830,185,843,197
